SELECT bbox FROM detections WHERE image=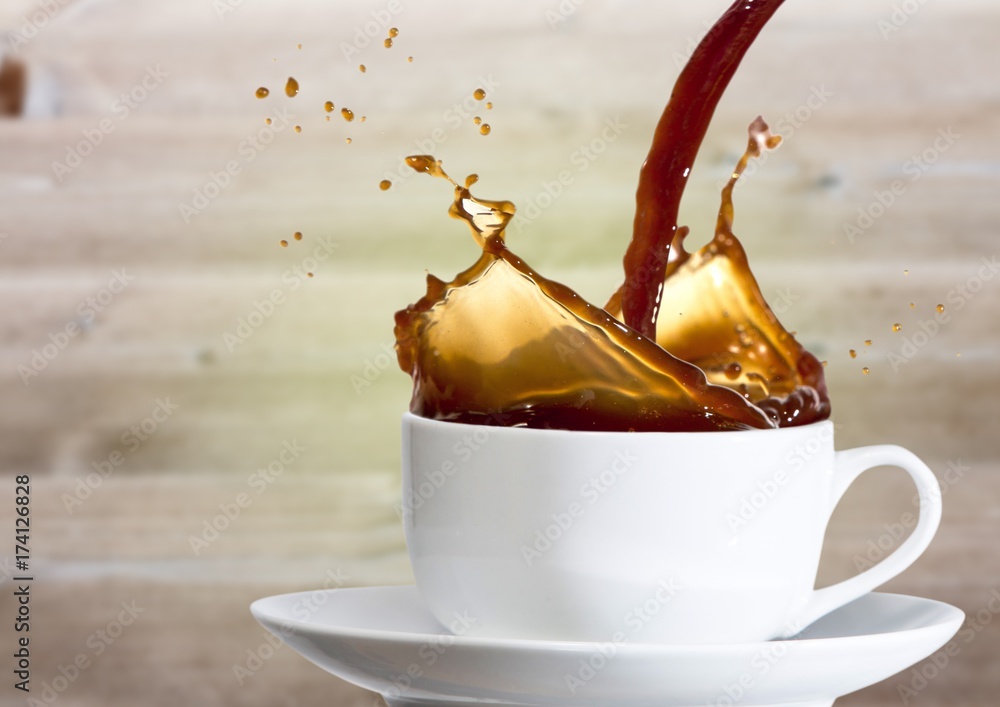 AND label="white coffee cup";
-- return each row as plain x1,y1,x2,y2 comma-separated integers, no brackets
401,413,942,644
